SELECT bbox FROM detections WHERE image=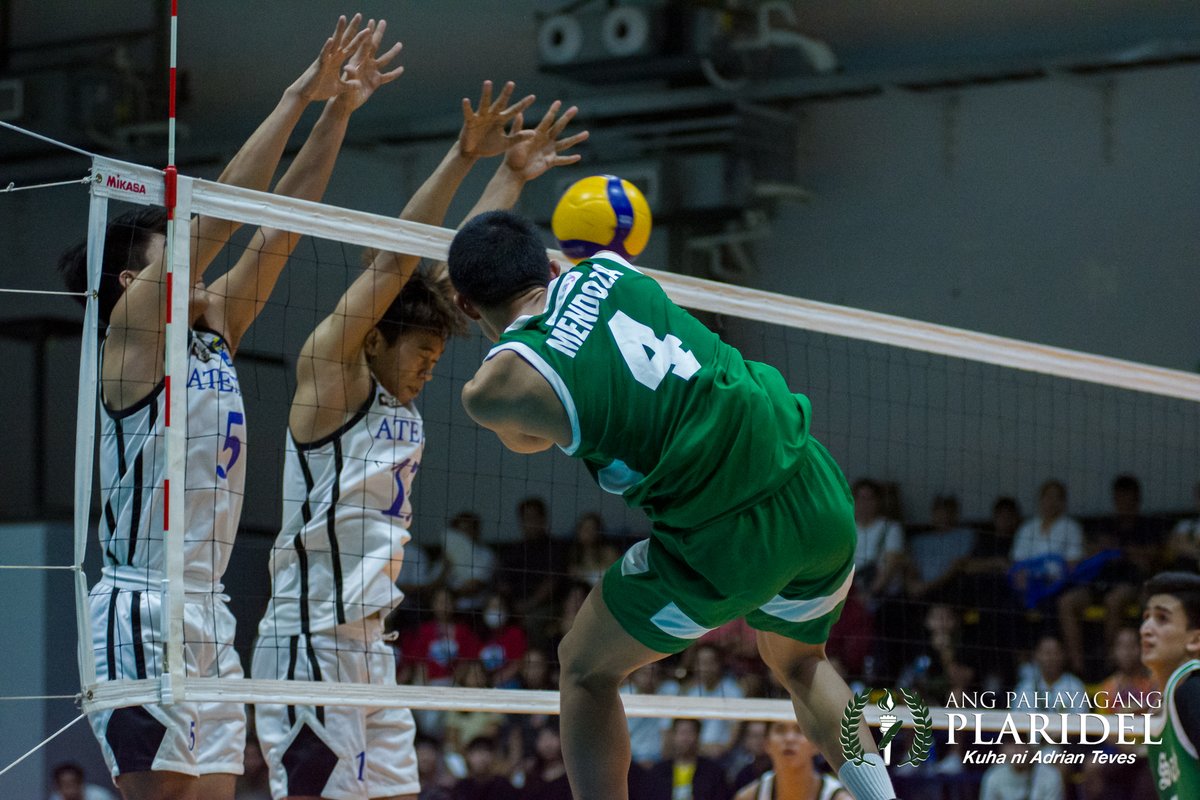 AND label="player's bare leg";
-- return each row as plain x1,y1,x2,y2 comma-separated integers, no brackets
557,587,665,800
115,770,197,800
757,631,896,799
